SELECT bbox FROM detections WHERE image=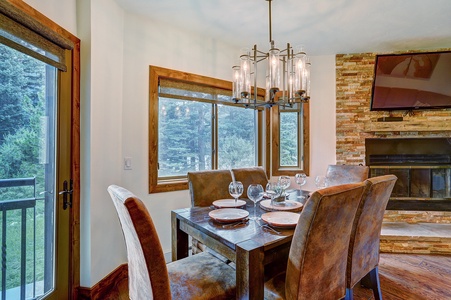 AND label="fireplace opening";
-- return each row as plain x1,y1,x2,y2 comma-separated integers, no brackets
365,138,451,211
